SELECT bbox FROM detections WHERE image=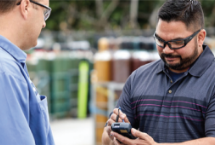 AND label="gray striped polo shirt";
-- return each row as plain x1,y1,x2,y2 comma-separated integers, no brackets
116,45,215,143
